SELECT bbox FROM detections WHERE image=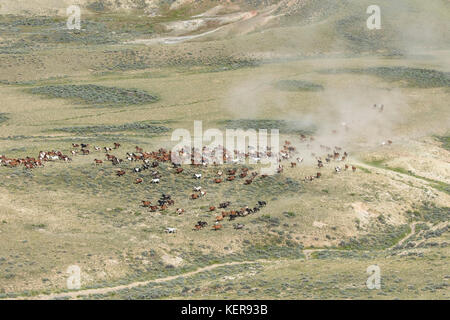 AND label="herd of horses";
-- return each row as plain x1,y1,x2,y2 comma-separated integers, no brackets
0,150,71,169
0,133,360,233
